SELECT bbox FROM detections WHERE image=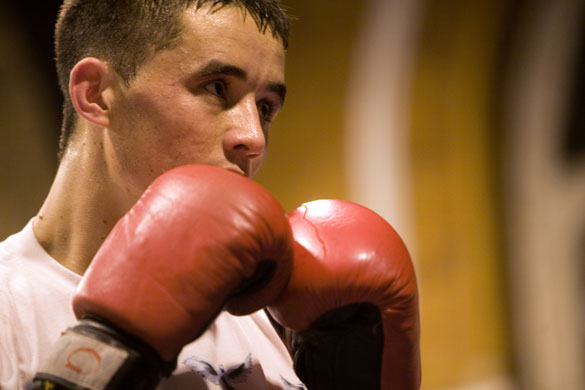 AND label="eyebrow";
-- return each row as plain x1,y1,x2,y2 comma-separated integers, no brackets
195,60,287,105
269,83,287,106
195,60,247,79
